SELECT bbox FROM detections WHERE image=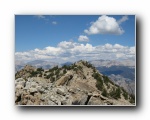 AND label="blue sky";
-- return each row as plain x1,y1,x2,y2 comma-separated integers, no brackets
15,15,135,62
